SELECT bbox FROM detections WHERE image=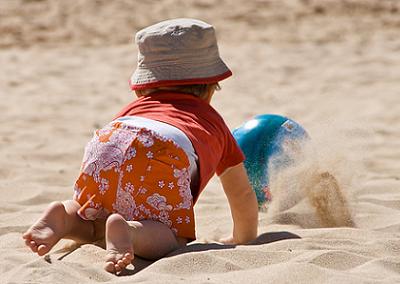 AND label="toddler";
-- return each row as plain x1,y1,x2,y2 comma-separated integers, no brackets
23,18,258,274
